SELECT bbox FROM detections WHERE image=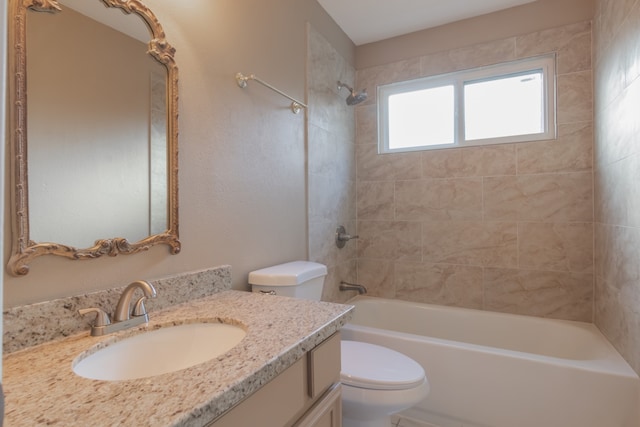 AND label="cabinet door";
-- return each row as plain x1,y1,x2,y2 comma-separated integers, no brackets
295,383,342,427
308,333,341,399
208,358,306,427
208,333,341,427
